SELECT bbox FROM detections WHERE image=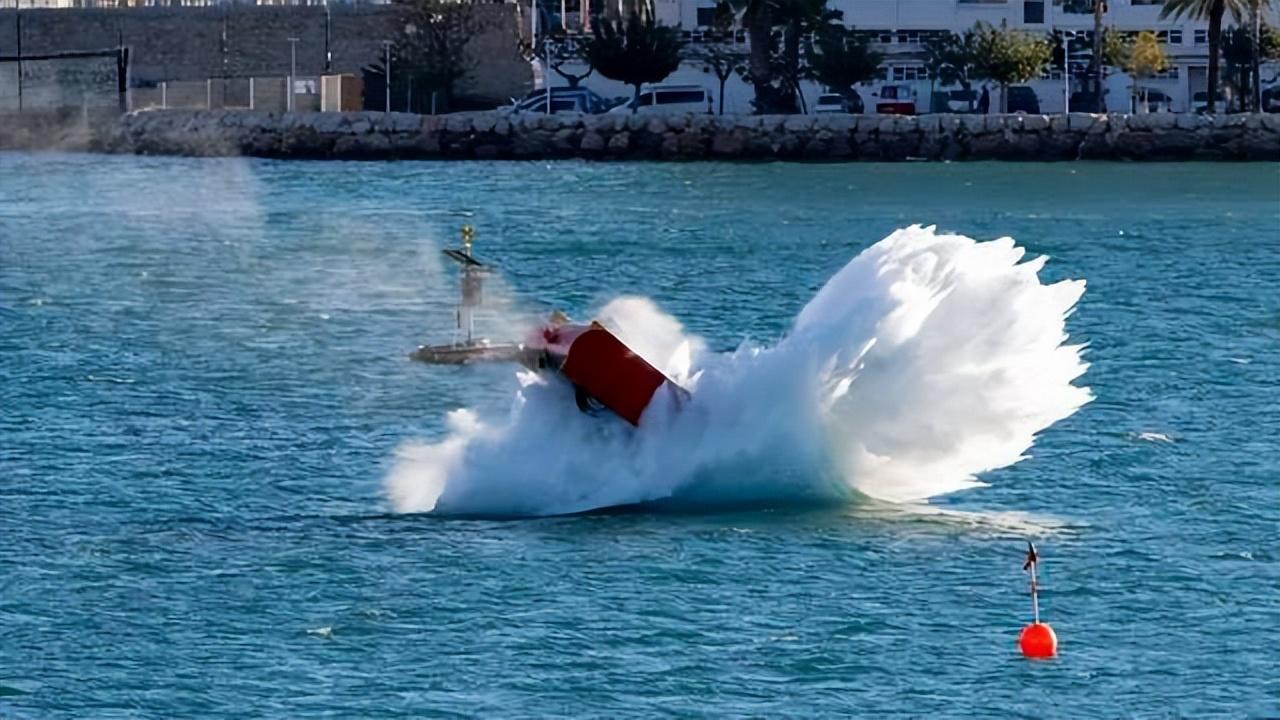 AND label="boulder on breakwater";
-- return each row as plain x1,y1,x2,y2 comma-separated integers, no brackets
9,108,1280,161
